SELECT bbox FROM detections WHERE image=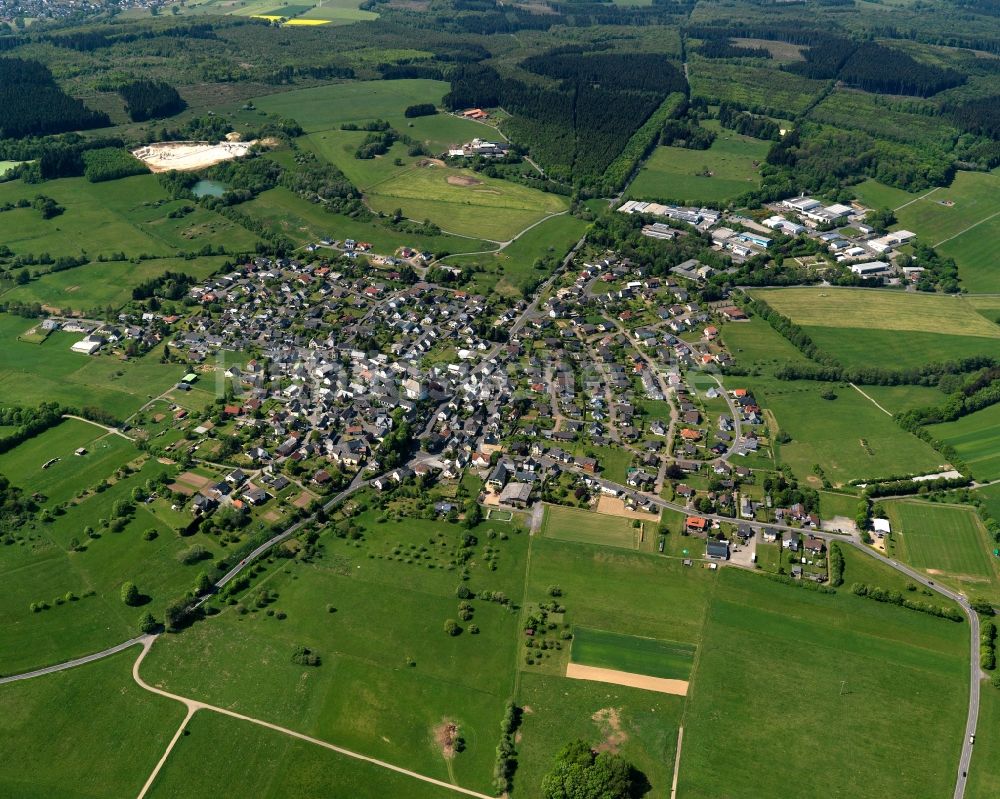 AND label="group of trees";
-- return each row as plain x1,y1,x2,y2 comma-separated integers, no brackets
0,57,109,138
118,79,186,122
81,147,148,183
718,102,781,141
541,740,644,799
851,582,964,621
